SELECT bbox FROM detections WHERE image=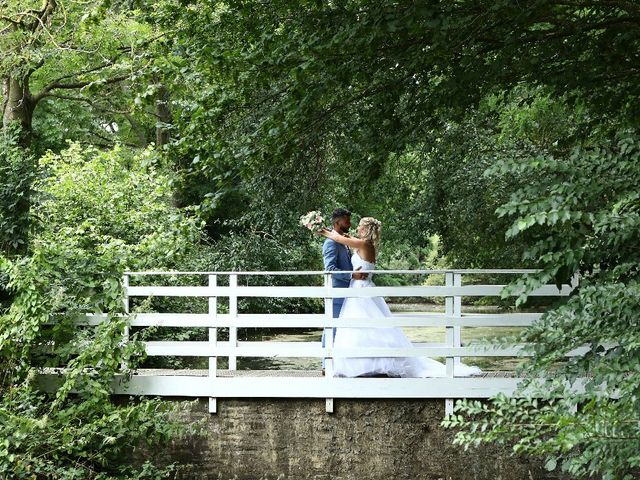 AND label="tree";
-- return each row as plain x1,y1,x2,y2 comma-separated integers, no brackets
0,0,175,256
0,126,35,255
154,0,640,247
445,131,640,479
0,143,201,478
0,0,161,148
153,1,640,477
